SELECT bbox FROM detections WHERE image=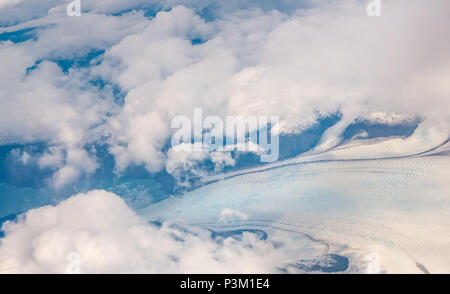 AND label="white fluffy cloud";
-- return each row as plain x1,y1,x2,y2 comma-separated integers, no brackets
220,208,248,223
0,0,22,9
97,1,450,175
165,143,235,186
0,7,150,186
0,52,106,186
0,0,449,186
0,189,305,273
